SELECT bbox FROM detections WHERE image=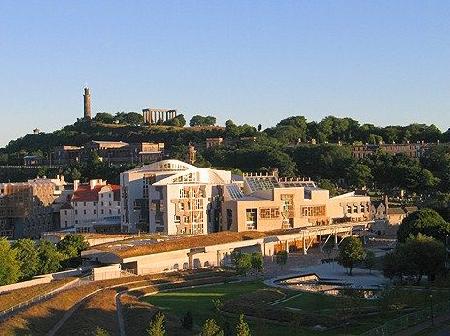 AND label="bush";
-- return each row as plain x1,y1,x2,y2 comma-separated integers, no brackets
180,311,193,330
